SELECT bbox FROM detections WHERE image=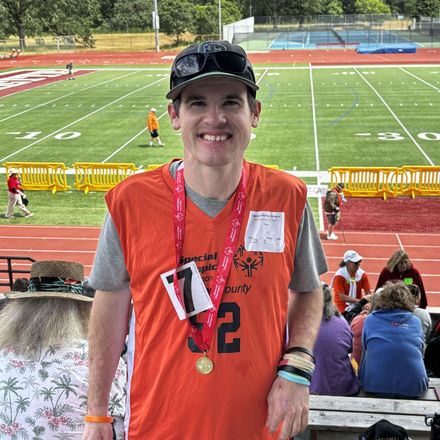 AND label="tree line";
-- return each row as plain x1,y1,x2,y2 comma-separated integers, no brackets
1,0,439,49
